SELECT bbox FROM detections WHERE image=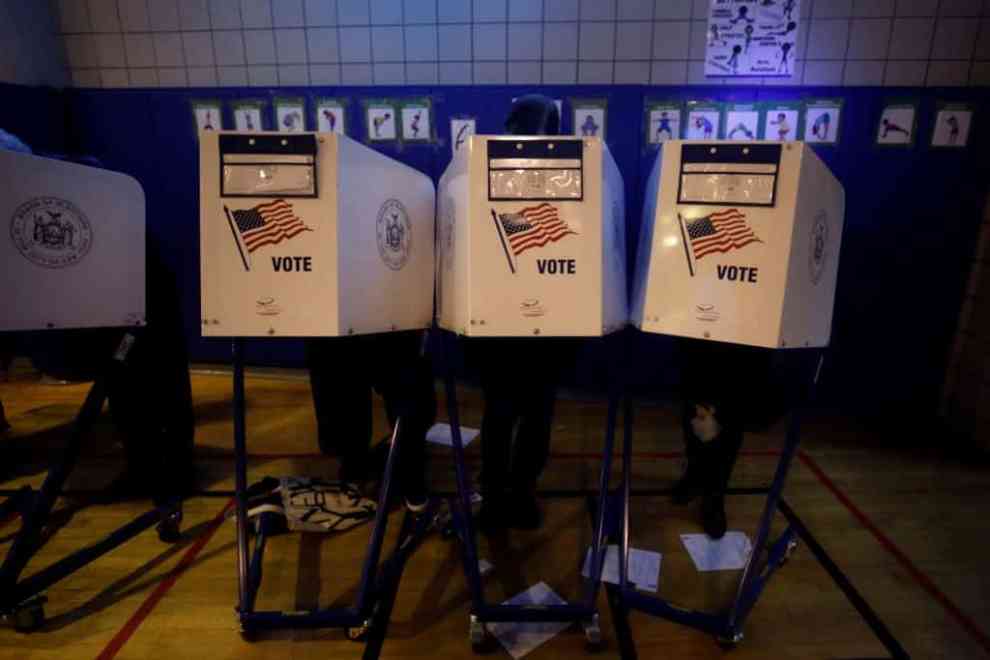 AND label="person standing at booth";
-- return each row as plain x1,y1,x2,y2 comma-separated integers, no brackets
307,332,436,513
473,95,574,533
